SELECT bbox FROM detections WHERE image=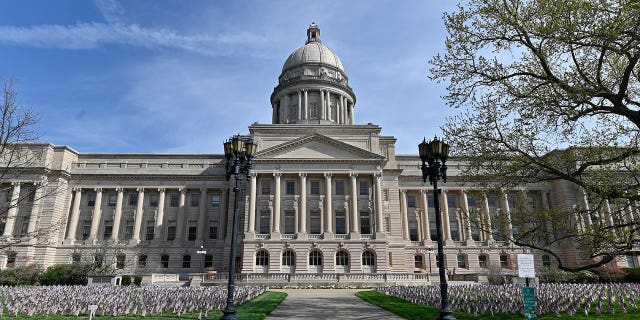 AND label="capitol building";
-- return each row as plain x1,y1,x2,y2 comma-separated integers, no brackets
0,24,629,283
